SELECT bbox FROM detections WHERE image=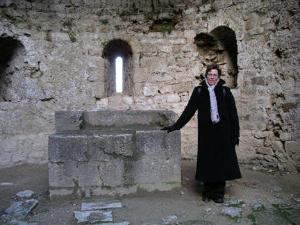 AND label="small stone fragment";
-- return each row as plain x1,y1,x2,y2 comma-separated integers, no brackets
8,219,38,225
5,199,38,219
162,215,178,224
225,199,245,207
221,207,242,218
0,182,14,186
74,210,113,224
81,201,122,211
93,222,130,225
205,208,212,213
16,190,35,199
252,202,265,211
